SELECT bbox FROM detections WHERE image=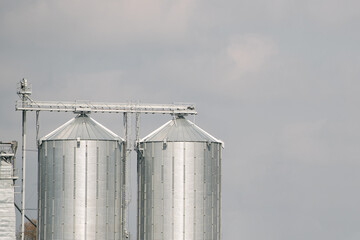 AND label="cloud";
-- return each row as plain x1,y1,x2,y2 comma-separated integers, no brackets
24,69,164,102
280,120,328,162
60,70,159,101
175,34,280,100
226,34,277,77
1,1,360,239
280,118,360,164
306,0,360,27
0,0,197,48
